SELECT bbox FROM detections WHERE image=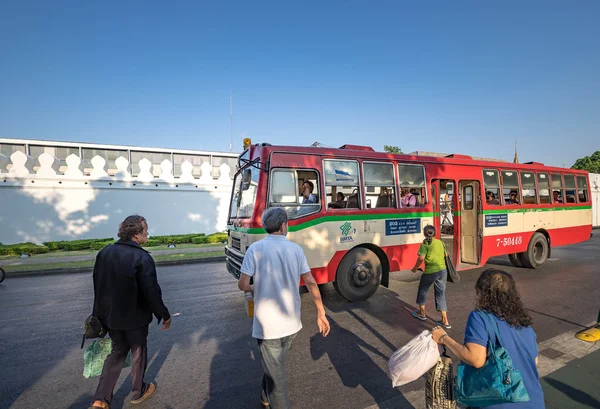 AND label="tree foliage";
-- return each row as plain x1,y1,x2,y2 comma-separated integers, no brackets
571,151,600,173
383,145,403,154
